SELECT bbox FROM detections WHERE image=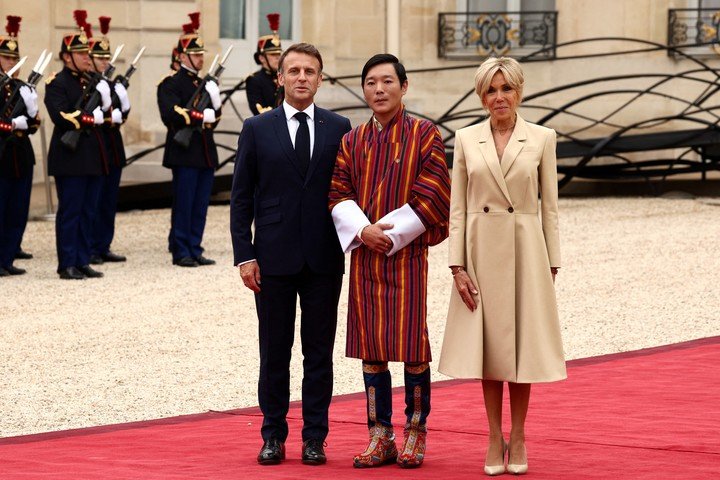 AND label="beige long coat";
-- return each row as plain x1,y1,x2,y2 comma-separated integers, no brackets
438,116,567,383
